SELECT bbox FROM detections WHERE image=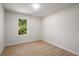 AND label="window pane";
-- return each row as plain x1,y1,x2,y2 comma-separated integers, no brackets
18,19,27,35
